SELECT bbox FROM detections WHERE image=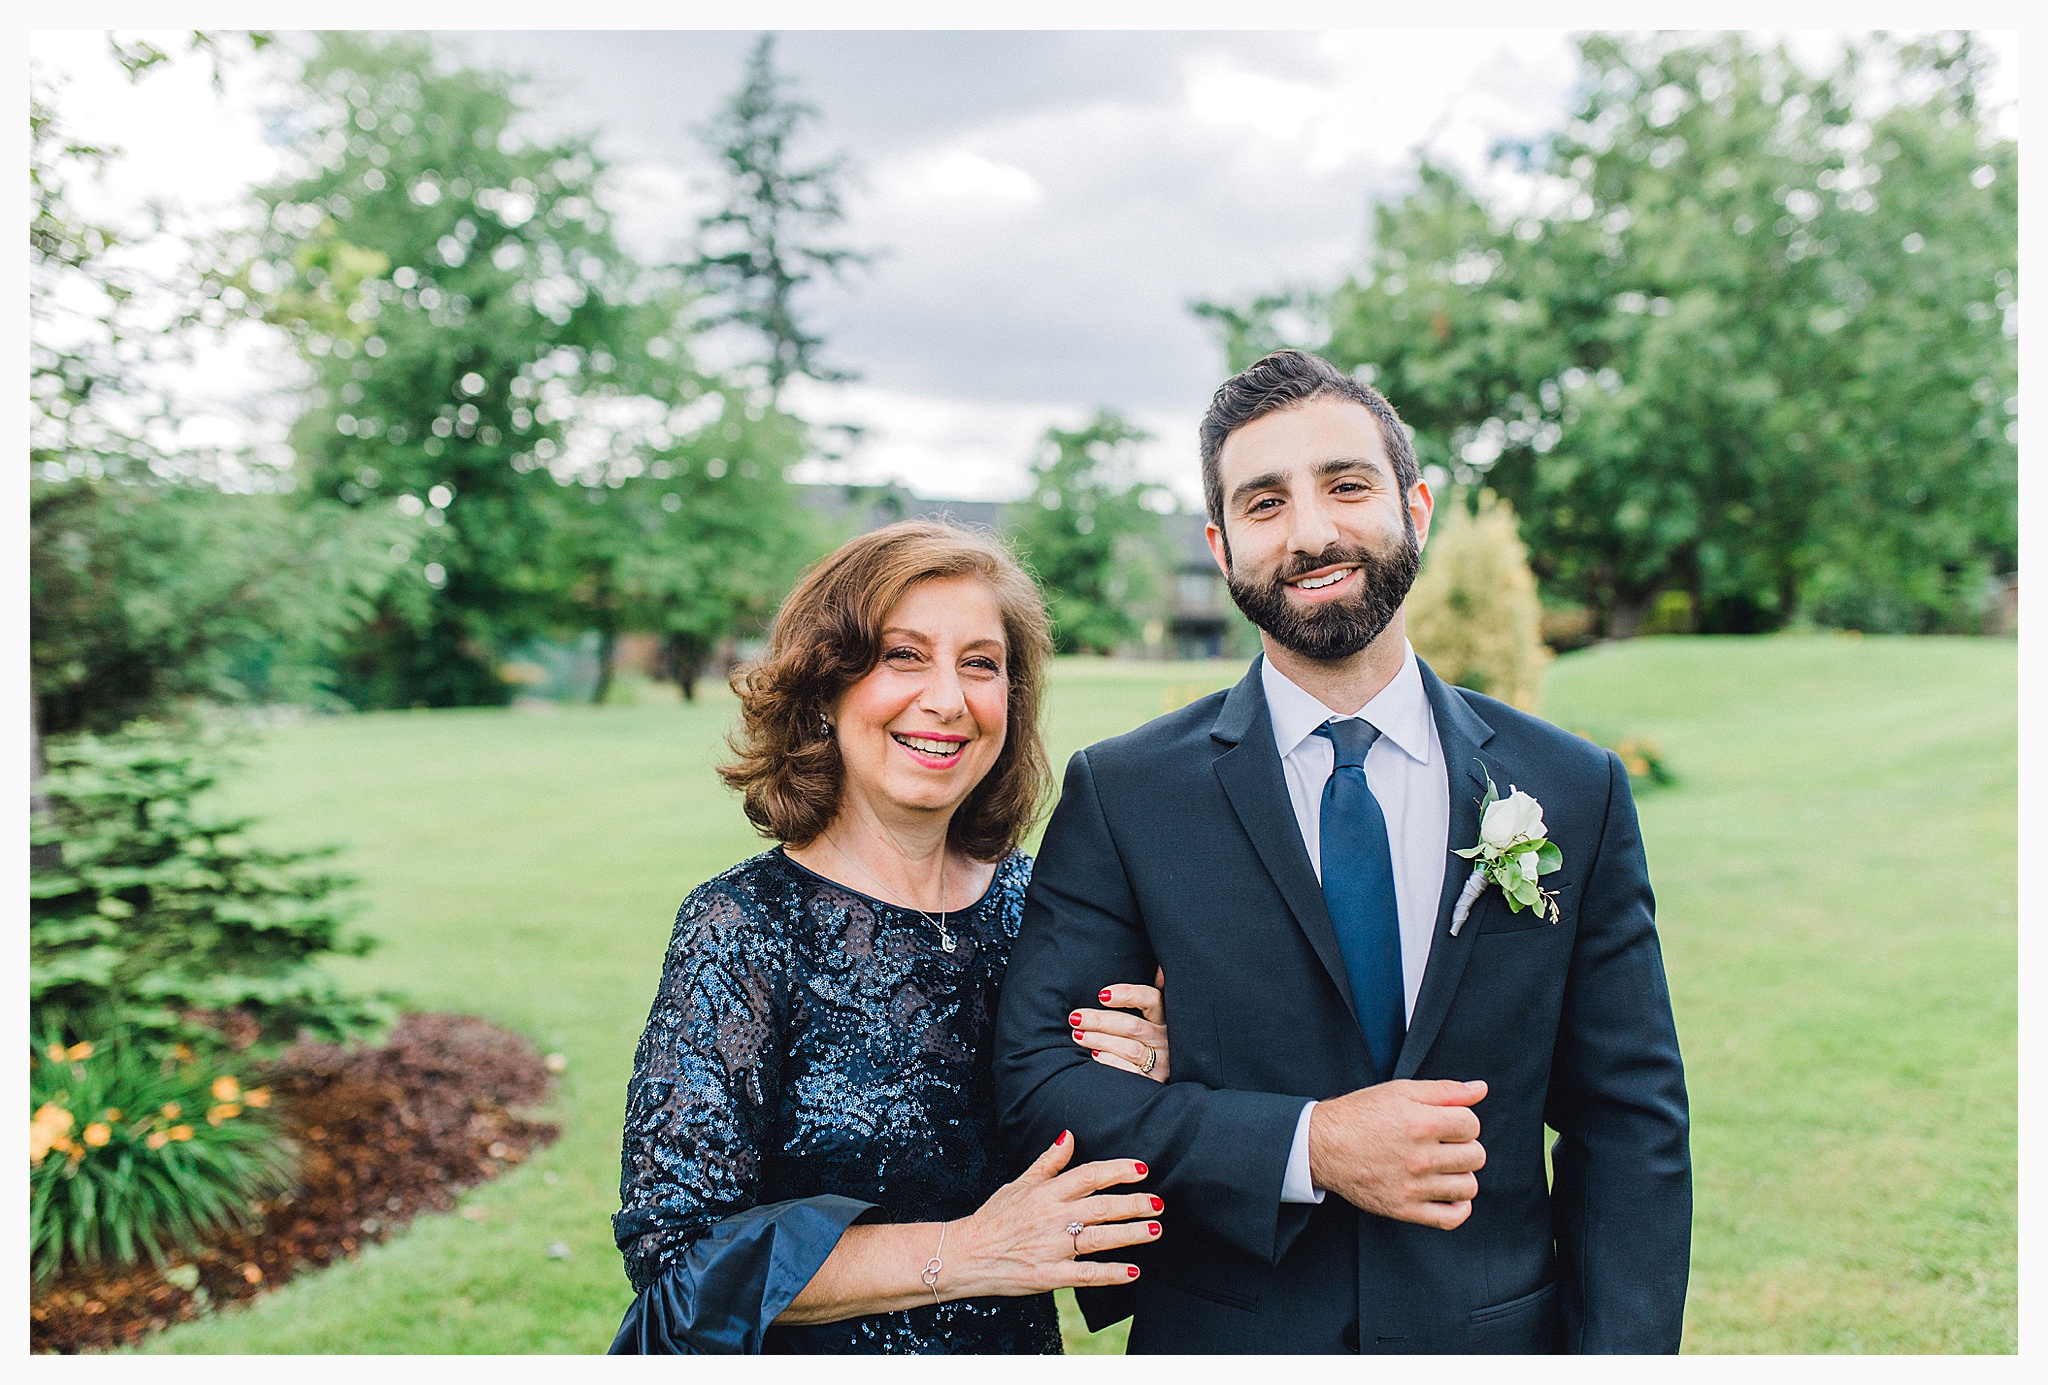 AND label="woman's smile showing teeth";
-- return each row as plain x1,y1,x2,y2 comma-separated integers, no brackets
892,732,967,764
